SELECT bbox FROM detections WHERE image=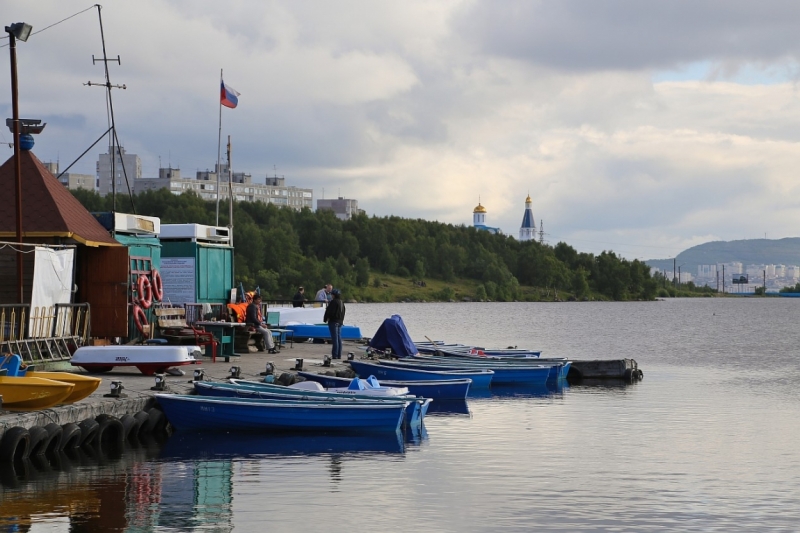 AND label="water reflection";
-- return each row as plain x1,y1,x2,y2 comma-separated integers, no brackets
426,400,471,416
467,380,567,400
160,430,407,459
